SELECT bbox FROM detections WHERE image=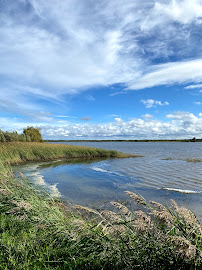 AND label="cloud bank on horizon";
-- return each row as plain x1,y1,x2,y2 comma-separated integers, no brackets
0,0,202,139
